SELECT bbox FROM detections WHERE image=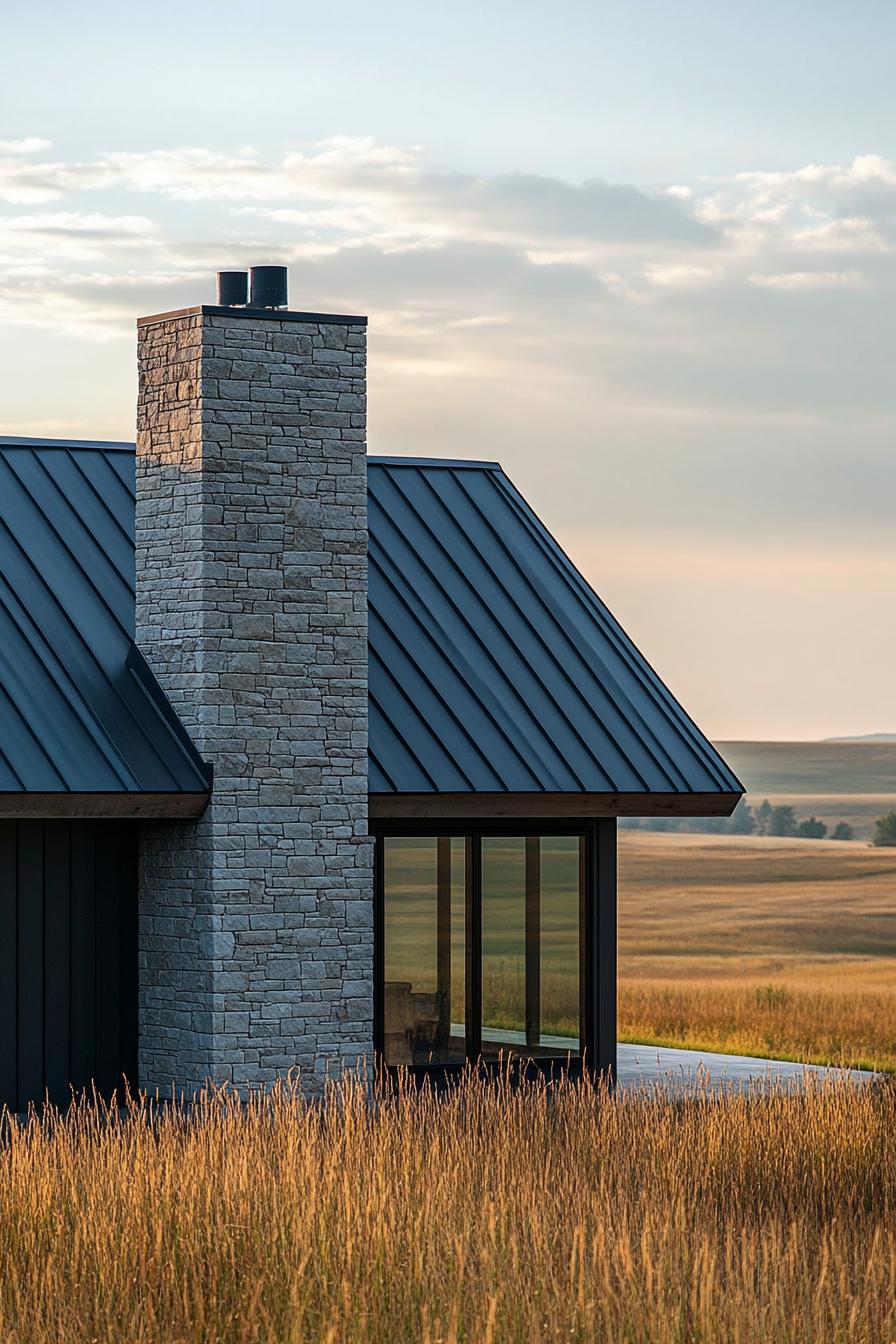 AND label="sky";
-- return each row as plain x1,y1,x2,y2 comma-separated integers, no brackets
2,0,894,741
